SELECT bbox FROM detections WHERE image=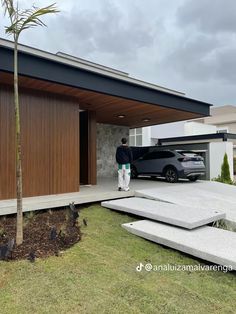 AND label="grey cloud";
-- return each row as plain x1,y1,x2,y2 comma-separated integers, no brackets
50,0,155,59
216,47,236,82
177,0,236,34
161,0,236,88
2,0,236,106
164,34,220,80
